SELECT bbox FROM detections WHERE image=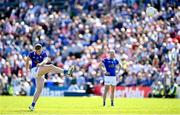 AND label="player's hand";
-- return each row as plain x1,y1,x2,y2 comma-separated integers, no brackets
105,72,110,76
